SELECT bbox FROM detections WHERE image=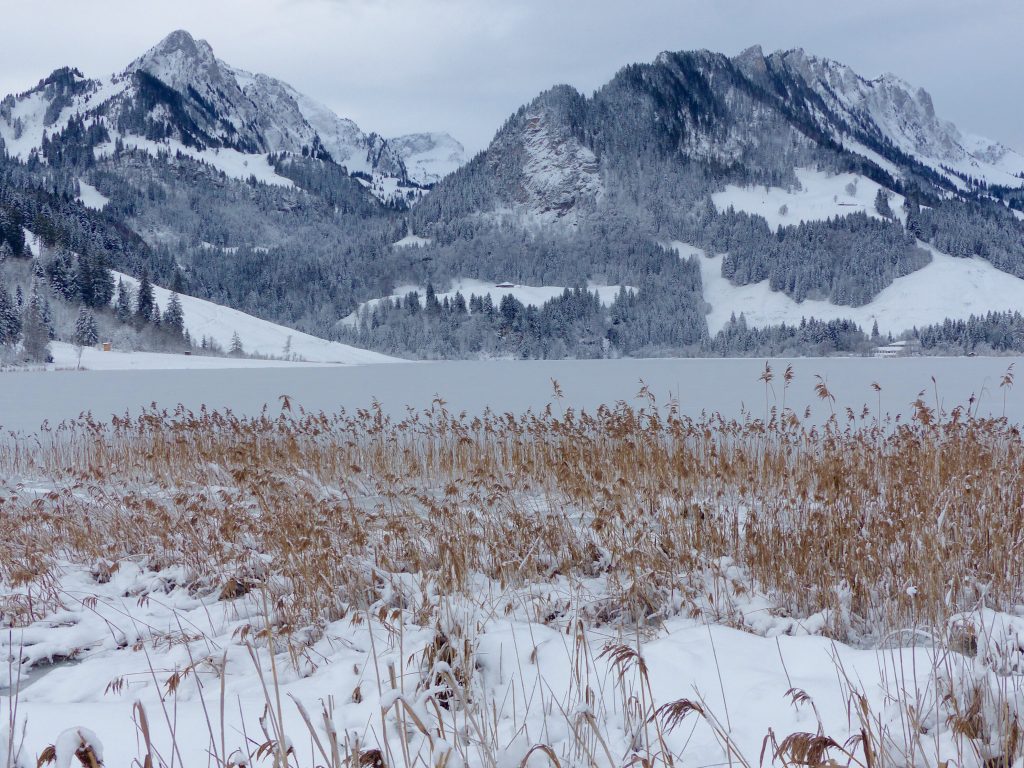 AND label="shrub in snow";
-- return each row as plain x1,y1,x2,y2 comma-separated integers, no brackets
38,728,103,768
